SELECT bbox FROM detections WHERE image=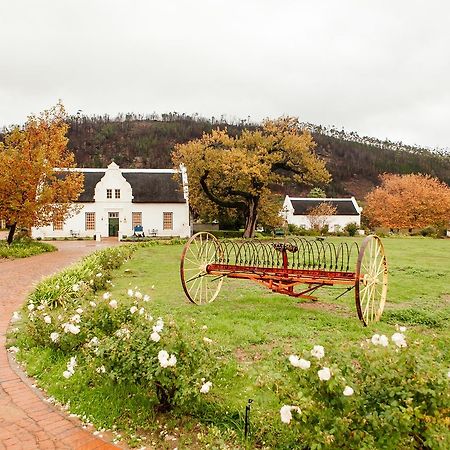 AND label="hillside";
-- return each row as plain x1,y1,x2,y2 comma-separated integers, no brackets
13,113,450,198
